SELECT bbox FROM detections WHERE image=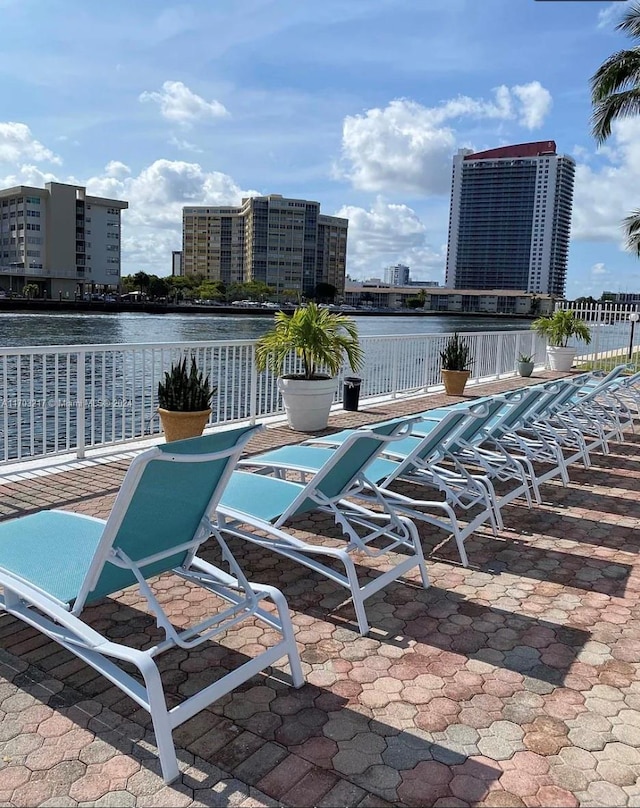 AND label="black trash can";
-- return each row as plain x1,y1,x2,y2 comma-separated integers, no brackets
343,377,362,411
